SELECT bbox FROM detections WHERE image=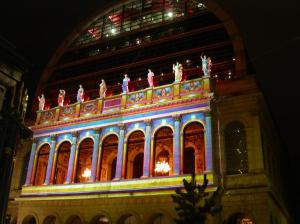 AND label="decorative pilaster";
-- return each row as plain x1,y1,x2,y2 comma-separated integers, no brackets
75,103,81,117
114,124,125,180
25,139,37,186
97,98,103,114
173,114,181,175
173,82,181,100
146,87,153,104
54,107,60,121
203,76,211,94
44,135,56,185
35,111,41,125
121,93,127,109
142,120,152,177
65,132,78,184
90,129,101,182
205,112,213,172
